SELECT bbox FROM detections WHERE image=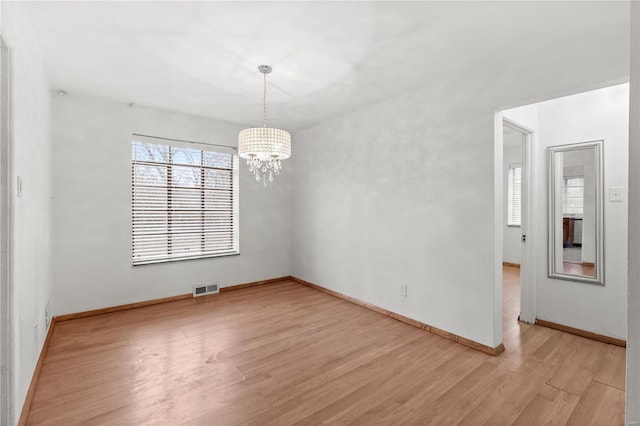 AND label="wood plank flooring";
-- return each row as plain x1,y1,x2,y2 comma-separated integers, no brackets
27,267,625,425
562,262,596,278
